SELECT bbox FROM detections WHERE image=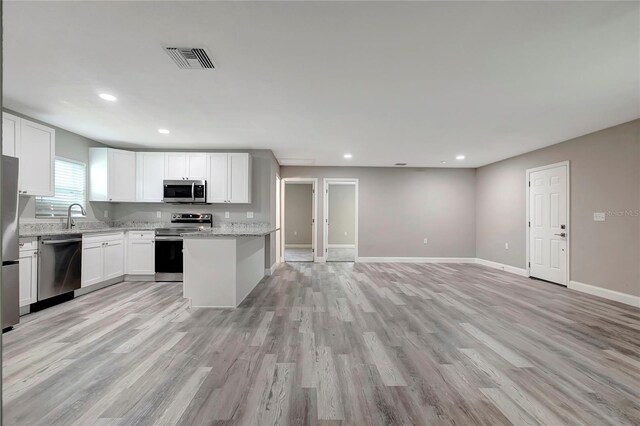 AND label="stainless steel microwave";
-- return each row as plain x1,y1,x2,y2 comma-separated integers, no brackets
163,180,207,203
